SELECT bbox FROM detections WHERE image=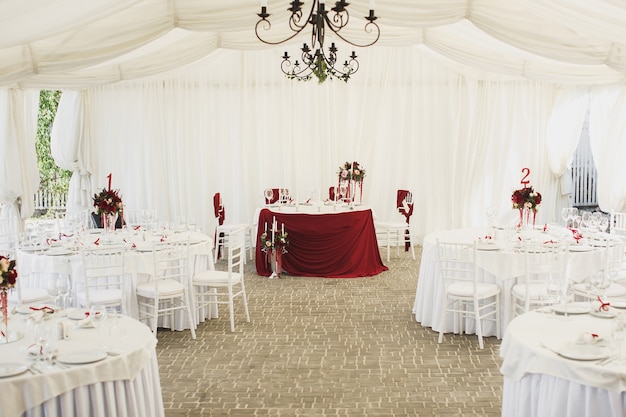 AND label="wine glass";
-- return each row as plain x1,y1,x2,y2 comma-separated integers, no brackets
484,206,497,228
46,283,60,308
611,314,626,363
56,276,71,309
561,208,569,226
591,212,602,231
599,215,610,233
90,304,108,334
581,211,591,229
